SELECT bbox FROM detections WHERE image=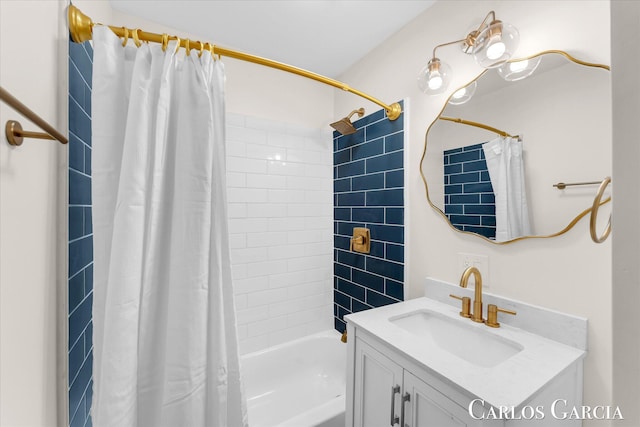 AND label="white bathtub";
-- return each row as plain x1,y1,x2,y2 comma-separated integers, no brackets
242,330,346,427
